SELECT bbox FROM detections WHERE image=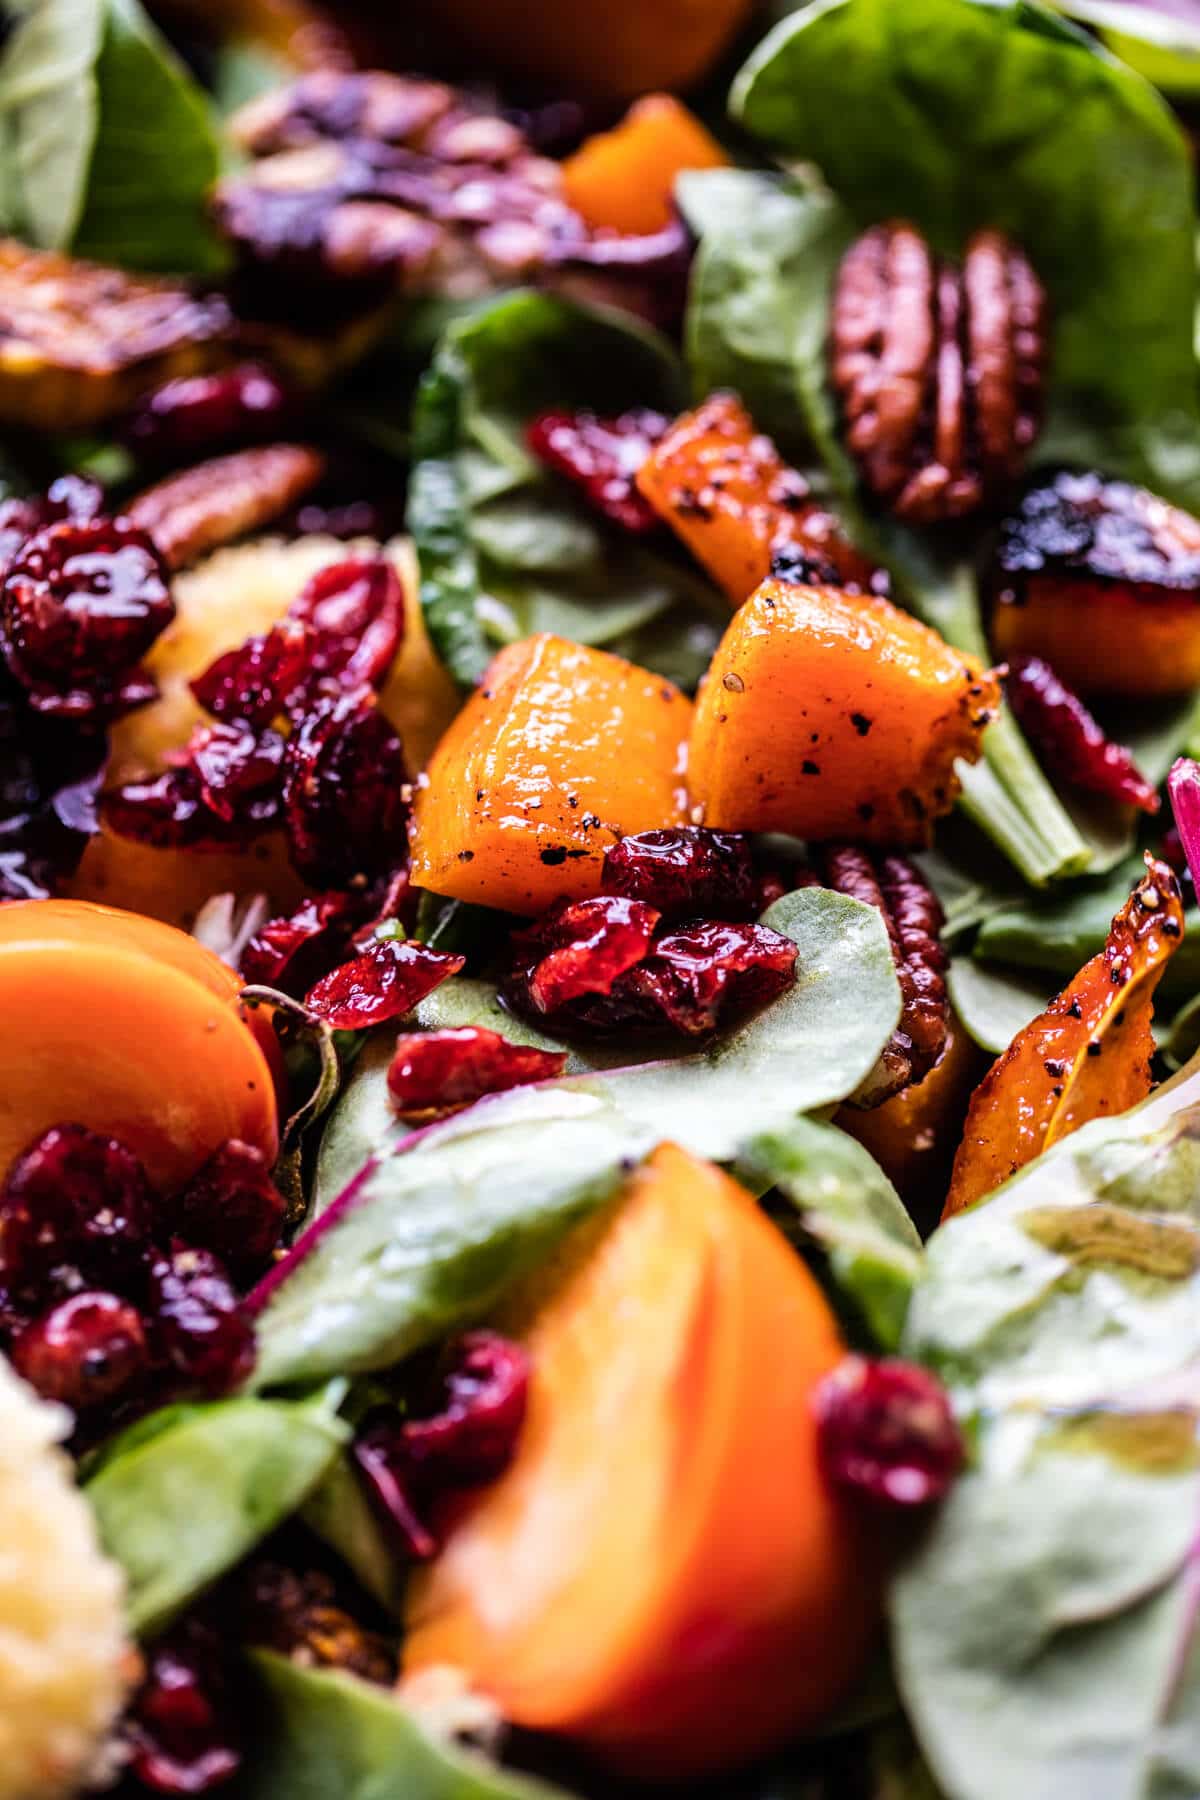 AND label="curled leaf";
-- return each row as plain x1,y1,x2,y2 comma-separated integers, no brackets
944,854,1184,1216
